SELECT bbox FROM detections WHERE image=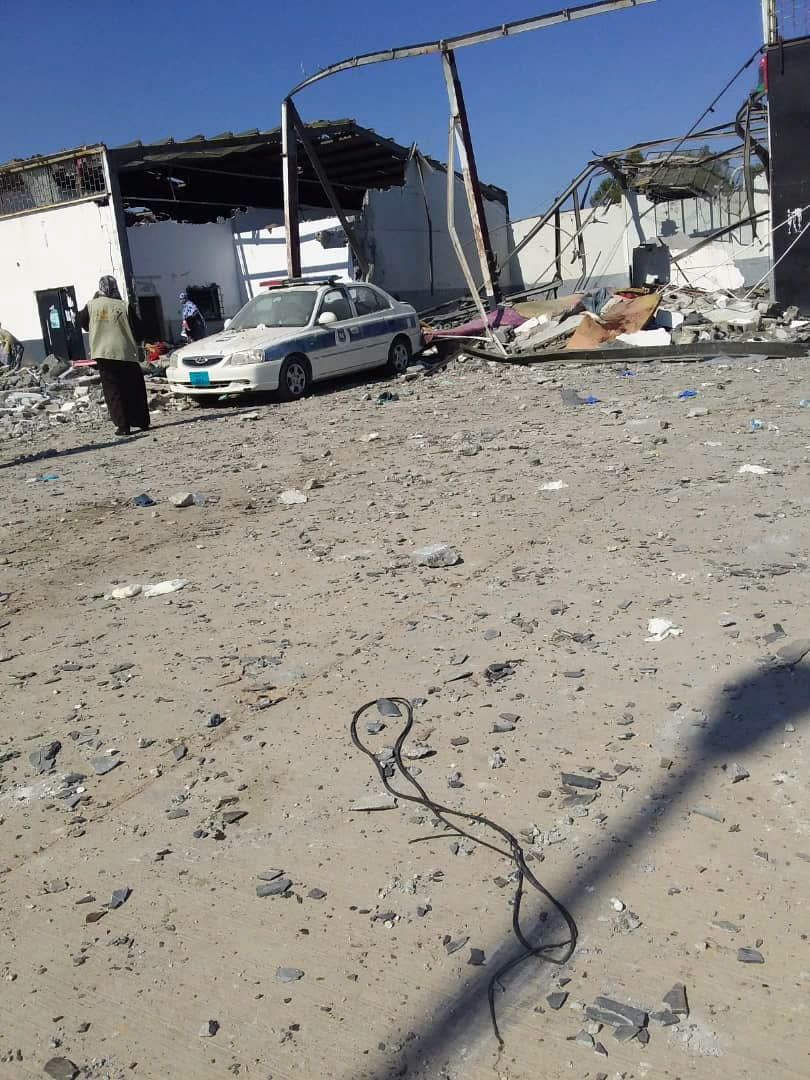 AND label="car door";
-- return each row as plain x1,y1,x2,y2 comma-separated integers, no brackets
312,286,359,376
347,285,395,368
